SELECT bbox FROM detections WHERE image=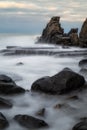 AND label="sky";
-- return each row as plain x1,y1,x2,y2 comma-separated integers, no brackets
0,0,87,34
